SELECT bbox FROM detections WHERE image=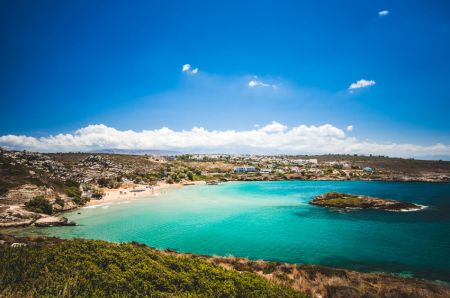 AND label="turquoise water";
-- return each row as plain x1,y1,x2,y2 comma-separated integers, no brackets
16,181,450,281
